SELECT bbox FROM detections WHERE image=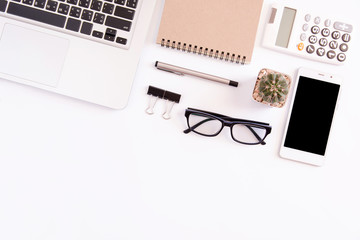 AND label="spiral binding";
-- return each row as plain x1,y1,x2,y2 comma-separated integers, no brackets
160,39,246,64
